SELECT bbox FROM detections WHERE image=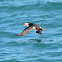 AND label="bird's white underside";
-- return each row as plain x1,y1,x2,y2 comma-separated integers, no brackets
32,27,36,30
